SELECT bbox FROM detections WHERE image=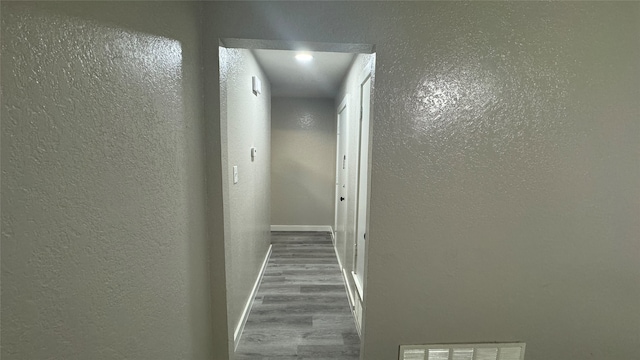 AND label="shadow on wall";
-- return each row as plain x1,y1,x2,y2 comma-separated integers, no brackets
271,137,336,225
272,155,334,224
